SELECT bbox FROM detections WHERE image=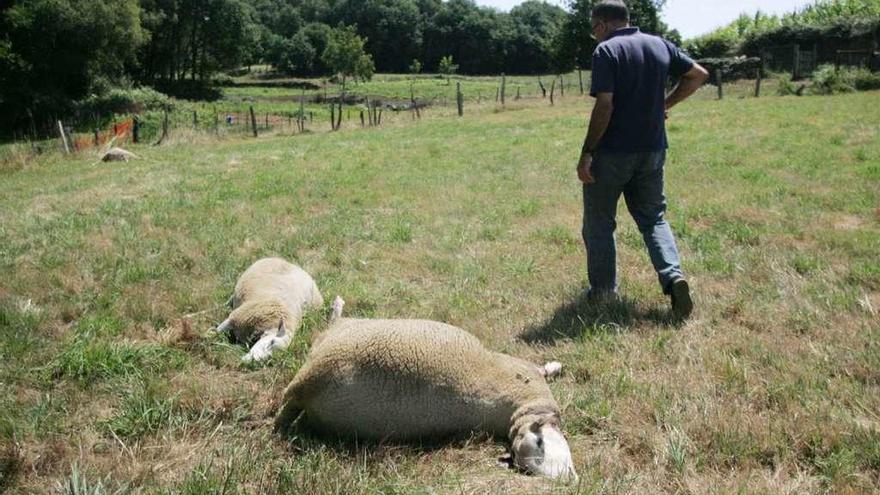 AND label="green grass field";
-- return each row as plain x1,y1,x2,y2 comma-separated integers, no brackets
1,88,879,494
